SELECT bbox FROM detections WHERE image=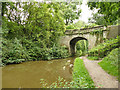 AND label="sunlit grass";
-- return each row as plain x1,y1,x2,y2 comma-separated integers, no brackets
39,57,95,88
99,59,118,78
98,48,119,81
73,58,95,88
